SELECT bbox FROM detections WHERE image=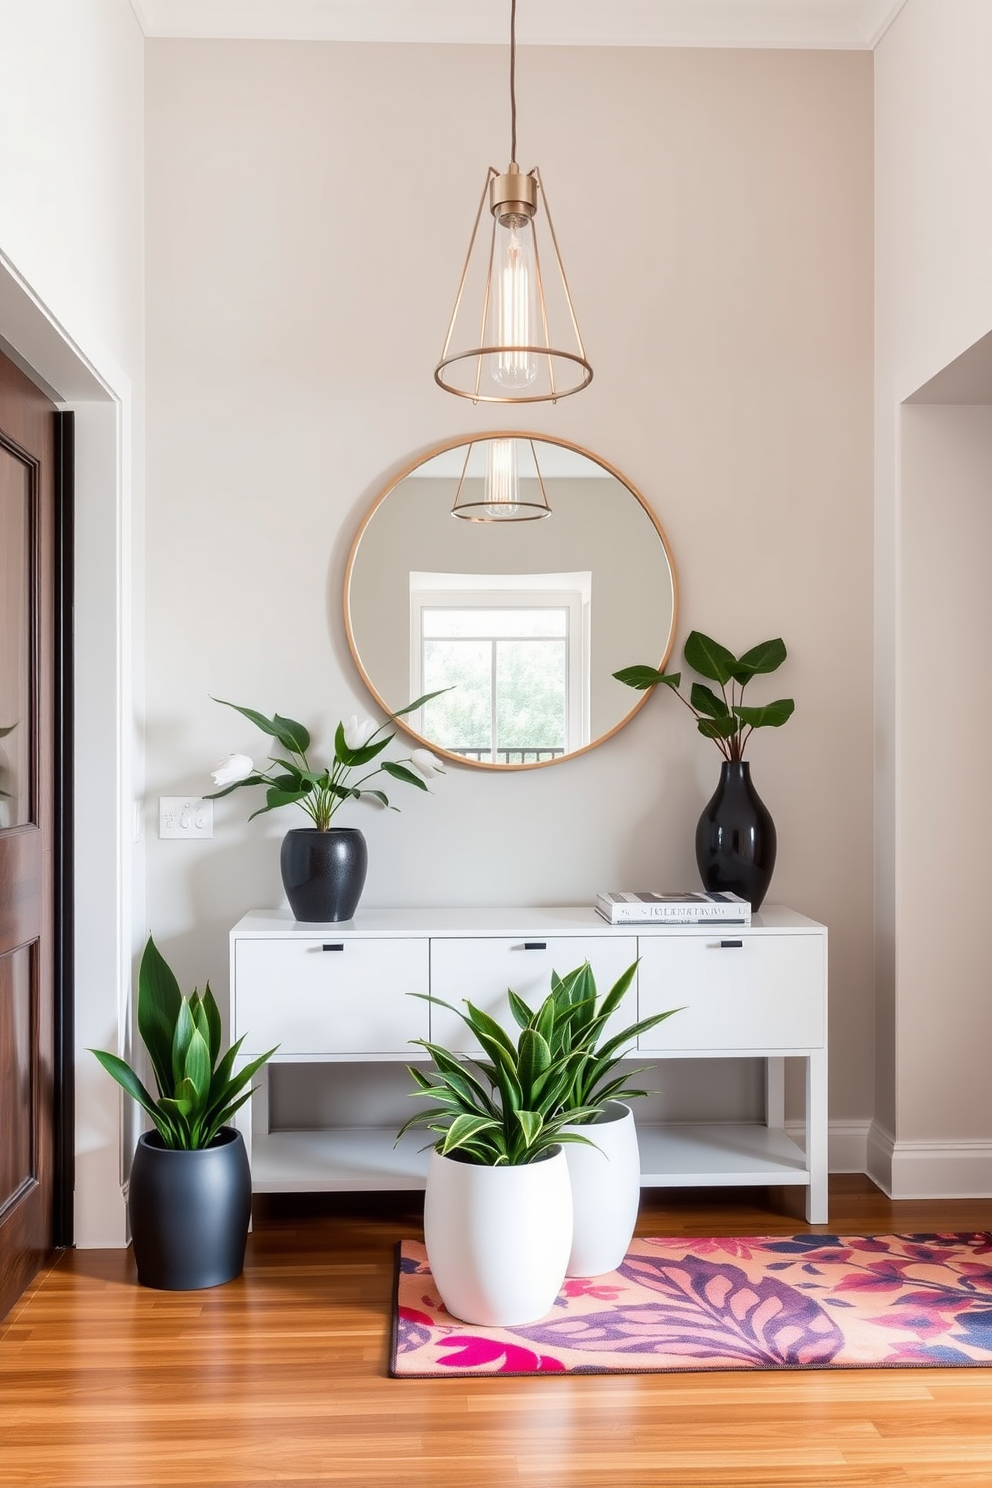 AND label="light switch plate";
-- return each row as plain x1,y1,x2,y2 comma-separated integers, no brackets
159,796,213,839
